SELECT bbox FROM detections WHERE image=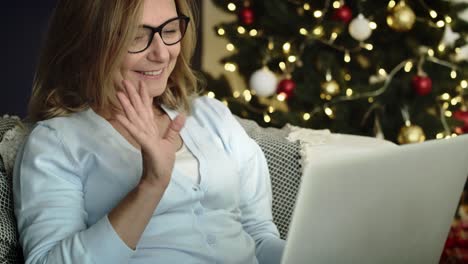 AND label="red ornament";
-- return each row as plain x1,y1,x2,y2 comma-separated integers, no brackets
454,109,468,134
276,78,296,99
239,7,255,25
411,75,432,96
332,5,353,23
